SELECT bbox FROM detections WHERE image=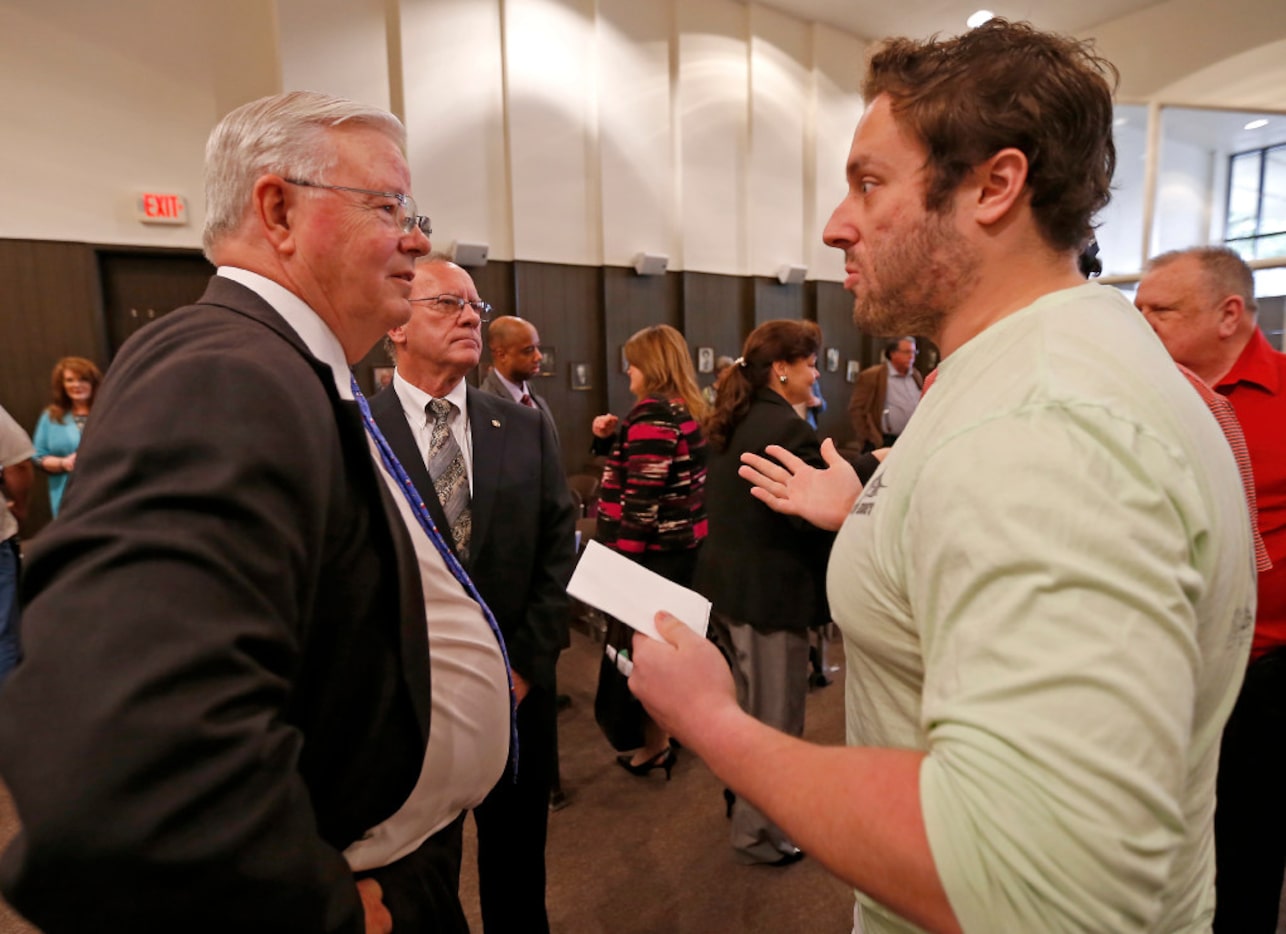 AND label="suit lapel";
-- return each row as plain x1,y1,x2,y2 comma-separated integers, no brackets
465,386,505,565
336,398,432,742
369,385,454,554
